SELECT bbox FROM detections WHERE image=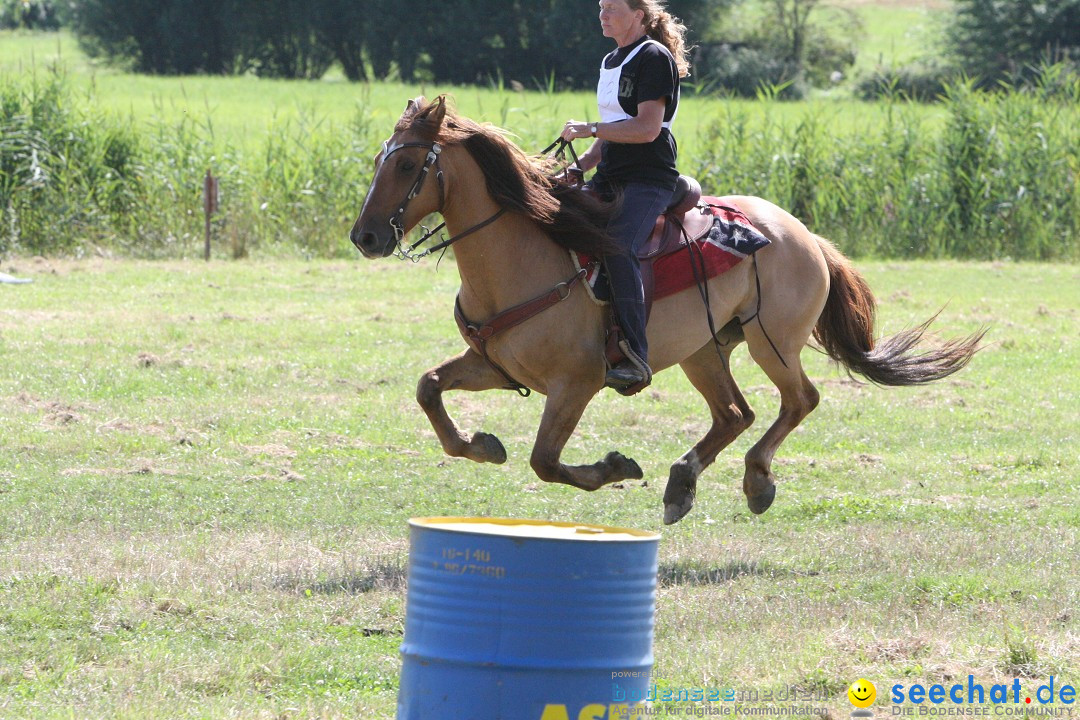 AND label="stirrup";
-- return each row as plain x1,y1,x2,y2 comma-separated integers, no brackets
605,342,652,395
